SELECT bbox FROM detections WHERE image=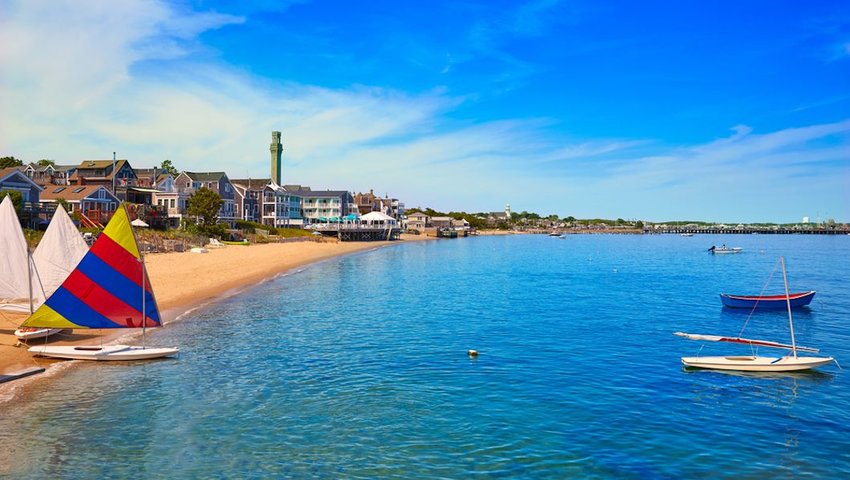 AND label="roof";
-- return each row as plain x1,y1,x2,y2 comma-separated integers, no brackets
283,184,310,192
183,171,228,182
230,178,271,189
361,211,396,221
297,190,351,198
40,185,117,202
0,168,44,190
